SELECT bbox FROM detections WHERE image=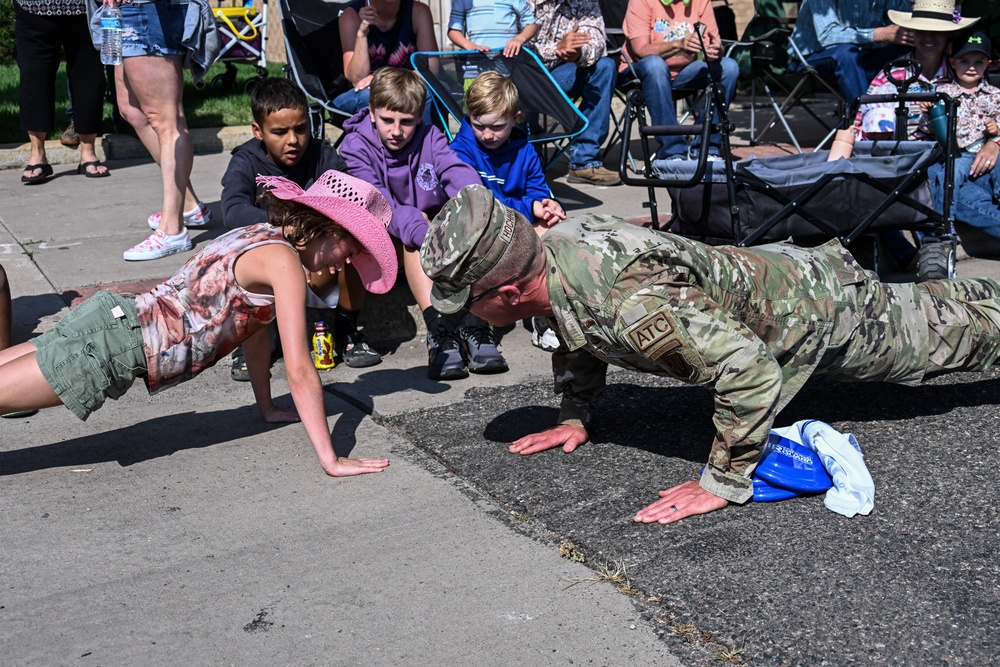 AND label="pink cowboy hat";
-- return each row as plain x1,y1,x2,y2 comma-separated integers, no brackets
257,170,397,294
